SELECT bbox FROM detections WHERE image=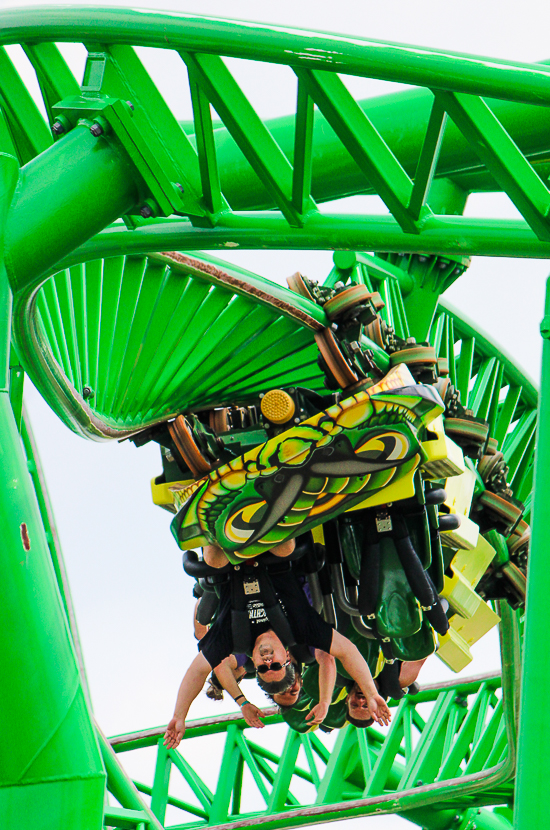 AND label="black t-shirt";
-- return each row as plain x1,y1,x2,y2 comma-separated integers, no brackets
198,569,334,669
246,597,280,638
